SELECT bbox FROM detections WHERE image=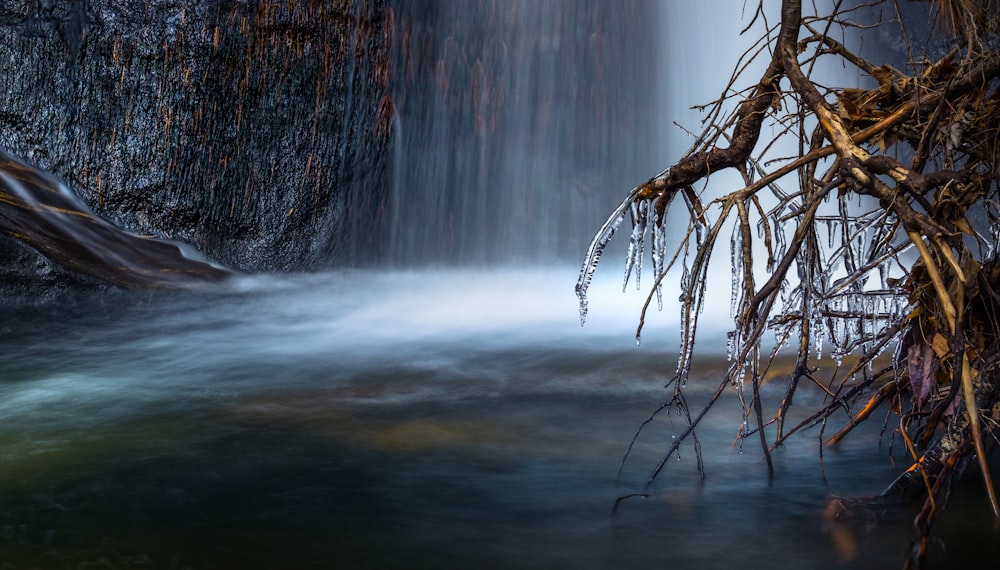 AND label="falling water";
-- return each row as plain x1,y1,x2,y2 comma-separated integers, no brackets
384,0,665,265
